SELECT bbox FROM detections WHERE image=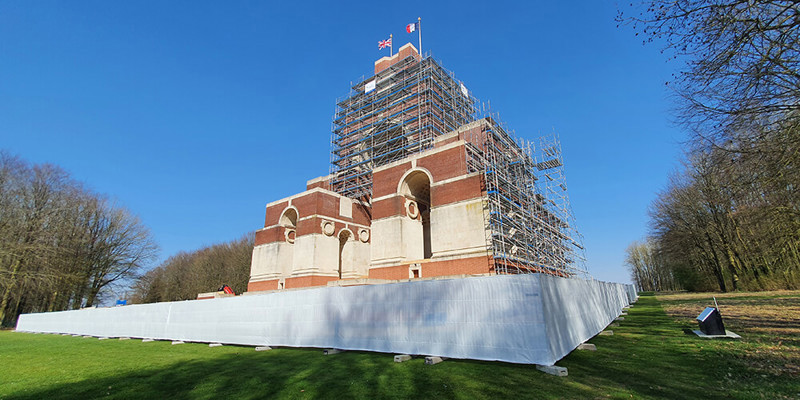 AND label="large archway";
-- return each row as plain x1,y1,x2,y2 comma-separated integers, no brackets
399,170,432,259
